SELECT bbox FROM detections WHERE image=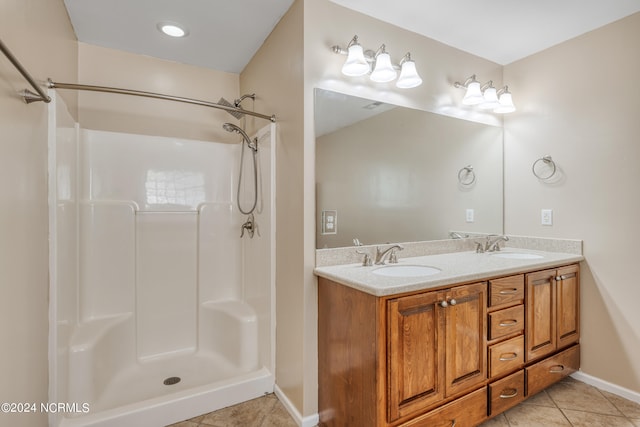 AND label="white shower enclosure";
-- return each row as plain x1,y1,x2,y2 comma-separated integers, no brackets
48,92,275,427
